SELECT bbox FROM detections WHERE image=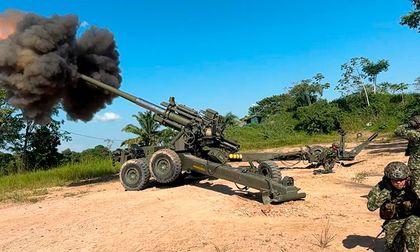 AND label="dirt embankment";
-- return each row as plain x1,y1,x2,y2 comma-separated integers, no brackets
0,141,411,251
